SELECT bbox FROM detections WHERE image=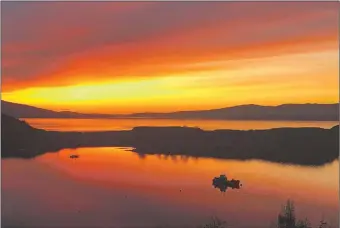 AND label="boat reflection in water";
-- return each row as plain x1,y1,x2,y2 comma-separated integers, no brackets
212,174,242,192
